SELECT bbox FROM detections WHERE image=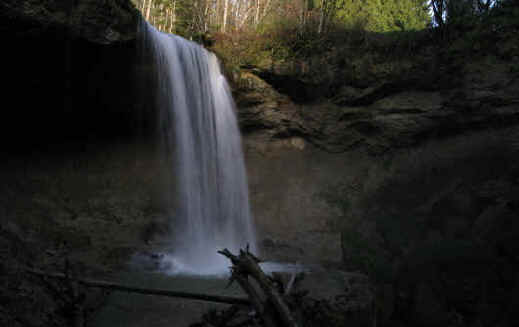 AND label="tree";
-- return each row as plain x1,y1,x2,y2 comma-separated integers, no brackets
431,0,447,27
431,0,496,28
132,0,431,38
334,0,430,32
317,0,340,34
